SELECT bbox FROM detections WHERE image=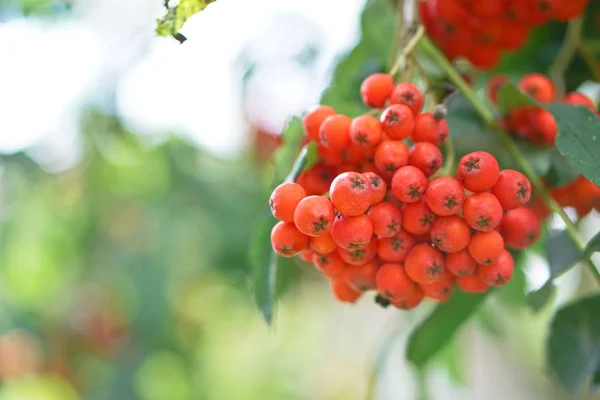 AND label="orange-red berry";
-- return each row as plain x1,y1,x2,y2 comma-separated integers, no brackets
345,260,380,291
405,243,446,284
457,151,500,192
368,202,403,238
319,114,352,151
313,252,347,277
445,249,477,277
409,142,443,177
374,140,409,179
491,169,532,210
338,239,378,266
309,231,338,254
468,230,505,265
456,274,489,293
425,177,465,216
361,73,395,108
478,250,514,287
391,166,429,203
330,214,374,250
463,192,503,232
293,195,335,237
376,263,418,300
430,215,471,253
271,221,309,257
303,105,336,141
350,115,384,148
402,200,436,235
363,172,387,205
412,112,449,146
330,278,362,302
390,83,424,115
501,207,541,250
380,104,415,139
377,230,416,262
269,182,307,222
330,172,373,216
518,73,554,103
